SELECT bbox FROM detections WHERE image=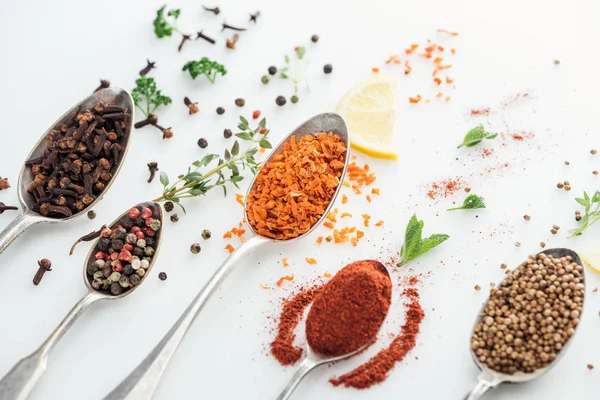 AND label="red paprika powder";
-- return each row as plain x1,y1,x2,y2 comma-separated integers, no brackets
305,260,392,357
